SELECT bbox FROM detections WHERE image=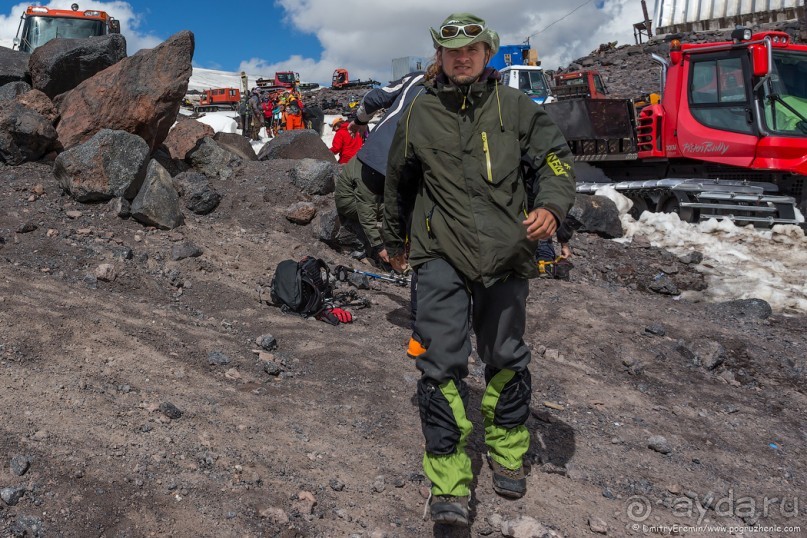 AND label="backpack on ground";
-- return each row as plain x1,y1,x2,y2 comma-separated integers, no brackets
270,256,332,317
